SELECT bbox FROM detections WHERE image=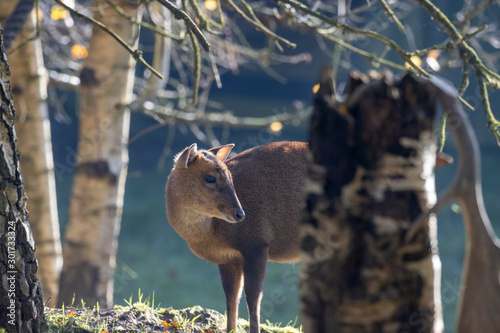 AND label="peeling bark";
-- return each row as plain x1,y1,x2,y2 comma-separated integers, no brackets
0,29,45,333
58,0,142,308
301,70,443,333
0,1,63,304
407,76,500,333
